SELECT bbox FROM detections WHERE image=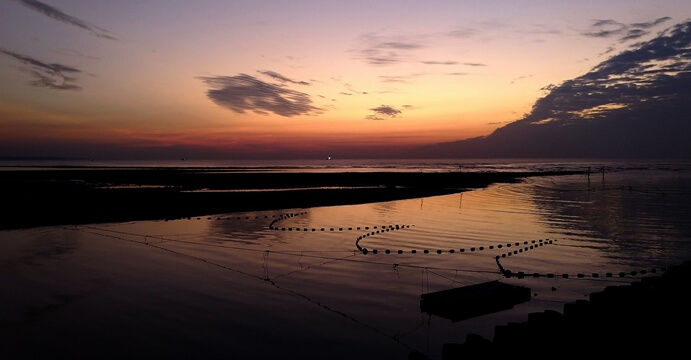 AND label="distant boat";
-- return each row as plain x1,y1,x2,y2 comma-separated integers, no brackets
327,156,332,160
